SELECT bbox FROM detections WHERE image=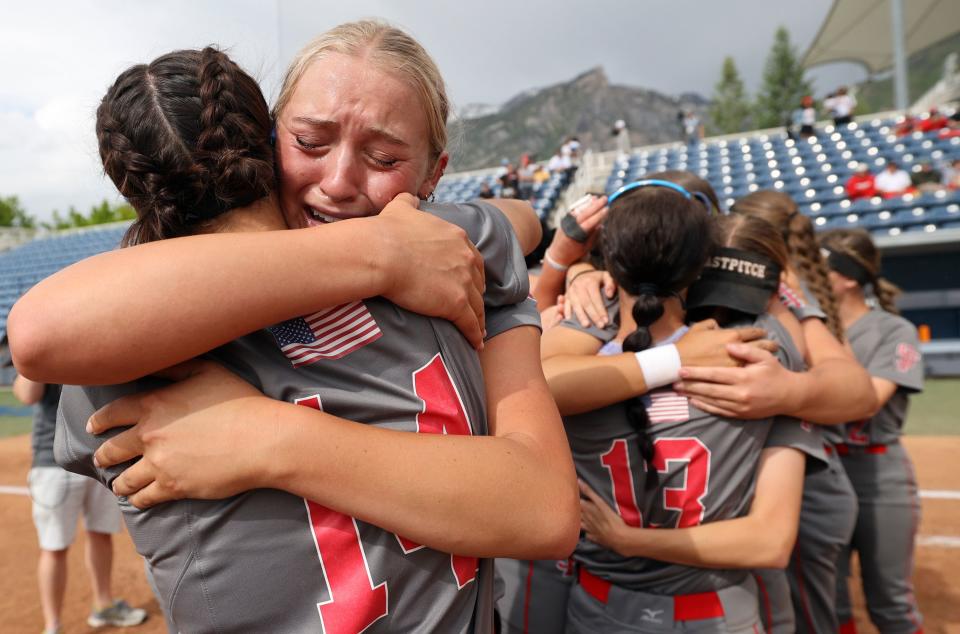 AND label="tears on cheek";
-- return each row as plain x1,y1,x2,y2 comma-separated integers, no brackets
367,171,424,212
